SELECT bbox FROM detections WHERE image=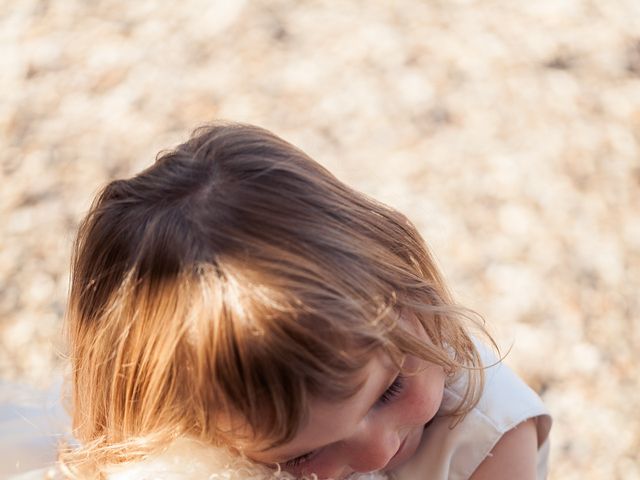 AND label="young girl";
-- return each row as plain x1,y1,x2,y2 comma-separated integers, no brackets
55,122,550,479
